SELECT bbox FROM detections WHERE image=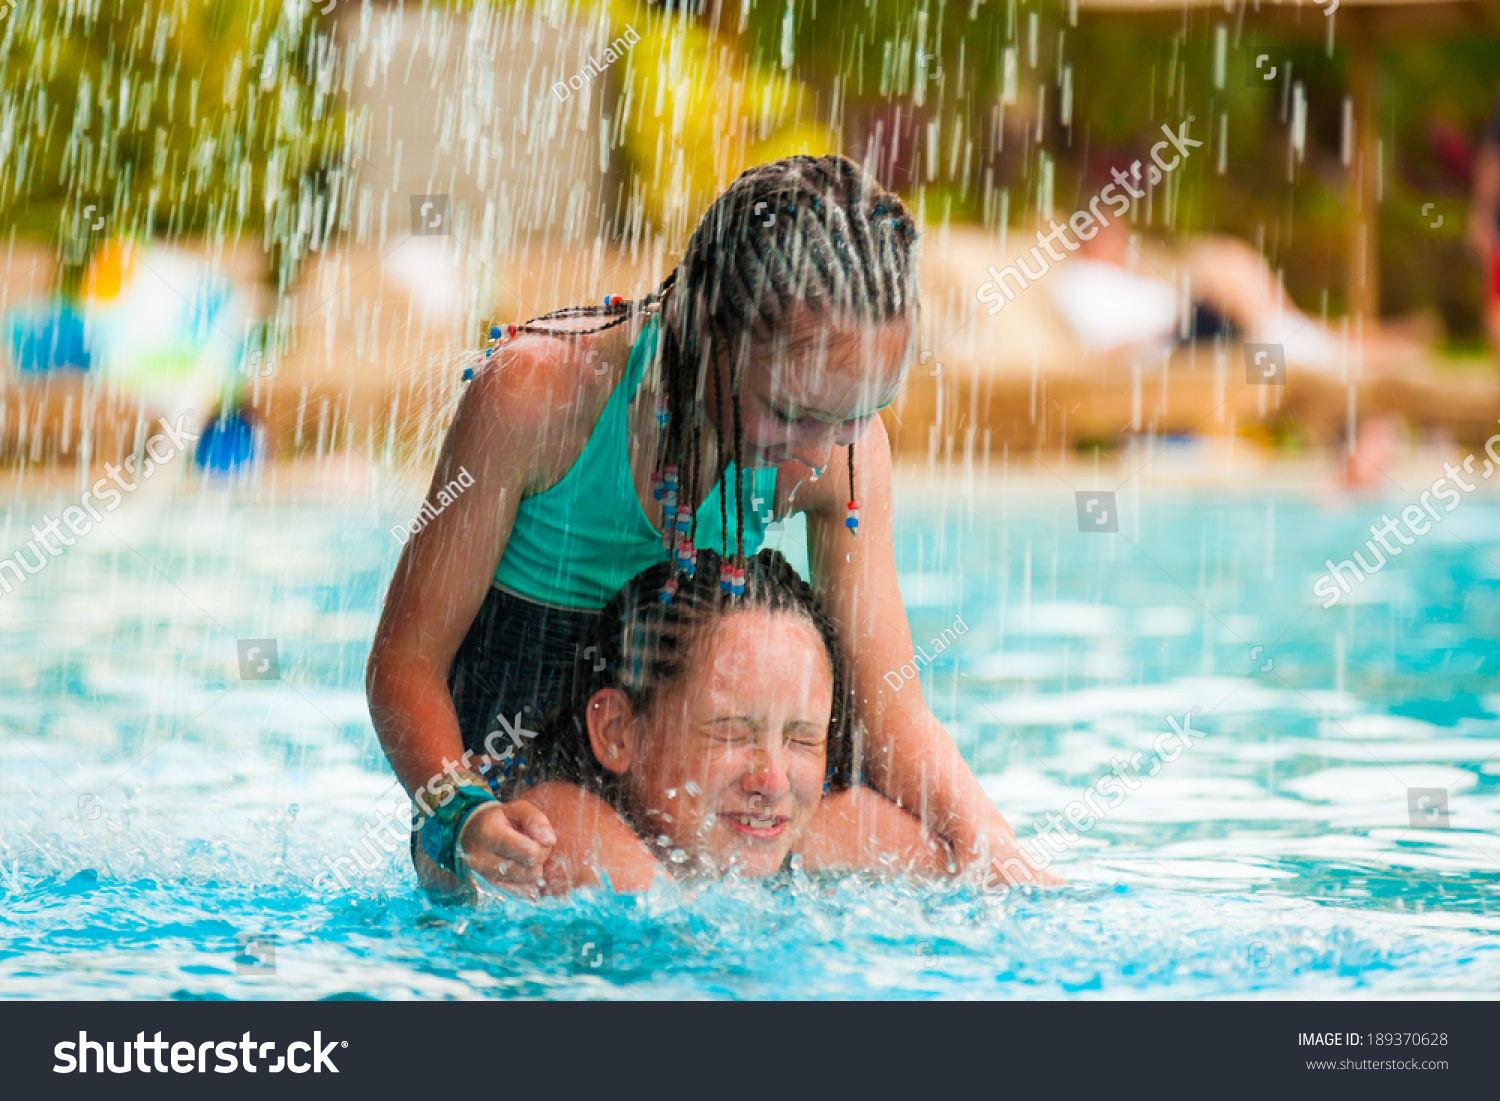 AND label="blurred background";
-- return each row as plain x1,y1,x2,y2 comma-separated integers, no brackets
5,0,1500,475
1,0,1498,998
